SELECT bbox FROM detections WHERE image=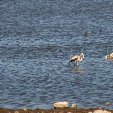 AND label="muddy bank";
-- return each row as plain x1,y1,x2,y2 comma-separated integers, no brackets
0,108,112,113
